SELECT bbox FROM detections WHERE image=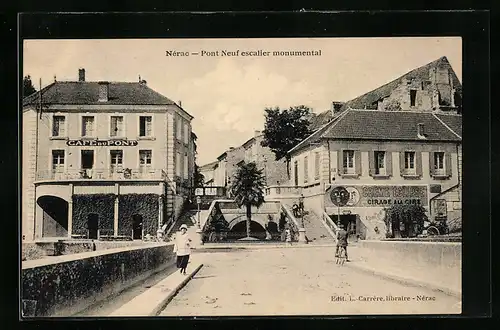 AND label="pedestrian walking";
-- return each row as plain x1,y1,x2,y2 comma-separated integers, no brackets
292,203,299,217
285,228,292,246
335,225,349,262
173,224,192,275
